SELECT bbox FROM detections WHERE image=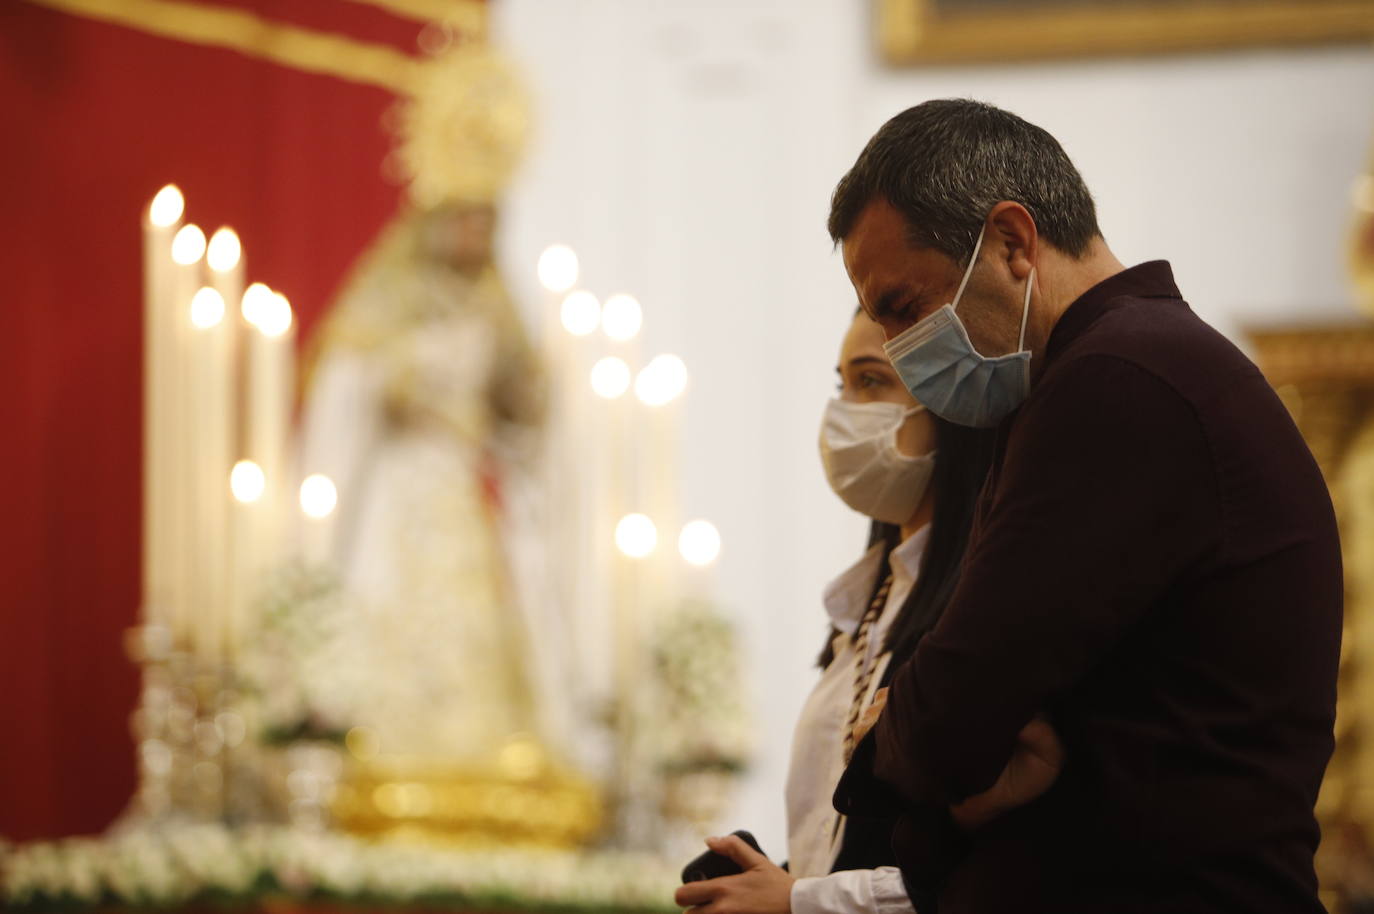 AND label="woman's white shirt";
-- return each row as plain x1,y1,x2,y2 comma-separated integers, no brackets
785,527,929,914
